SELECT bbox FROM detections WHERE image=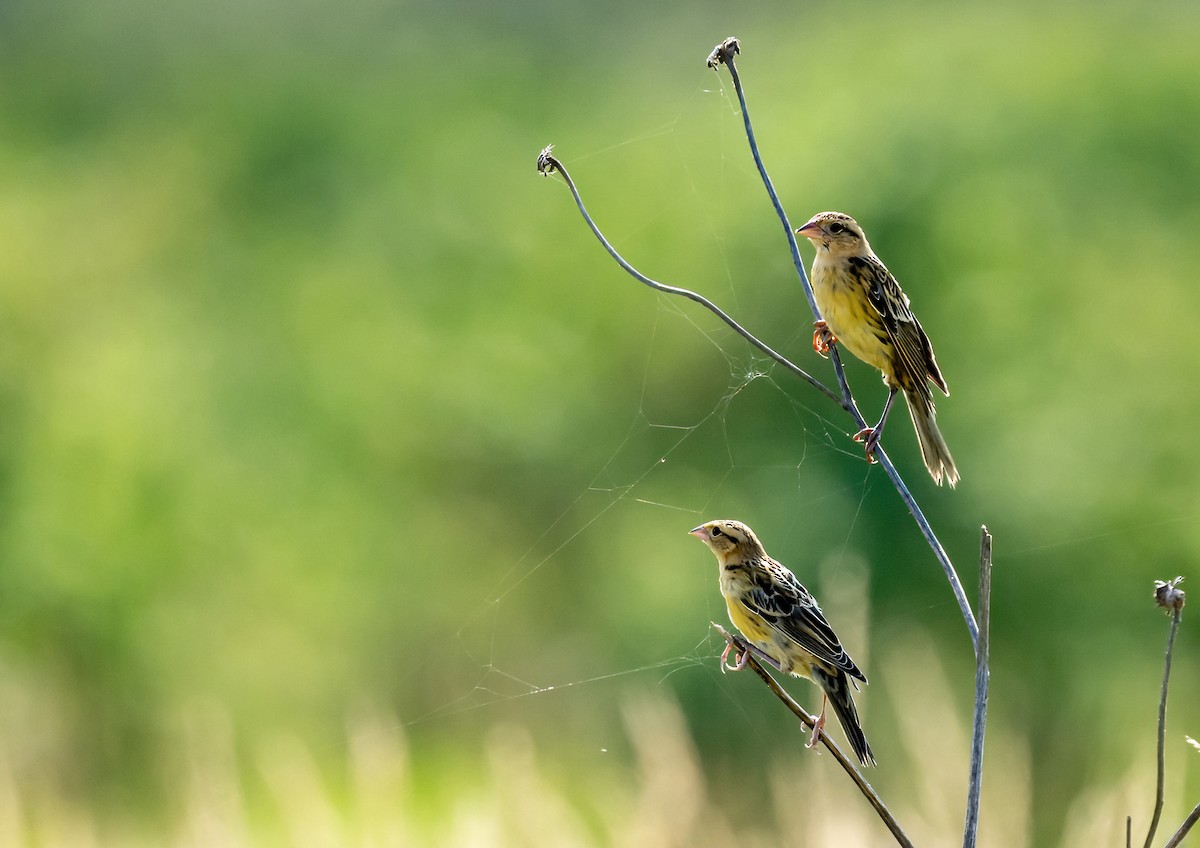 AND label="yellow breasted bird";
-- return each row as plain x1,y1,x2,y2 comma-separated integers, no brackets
796,211,958,487
690,519,875,766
